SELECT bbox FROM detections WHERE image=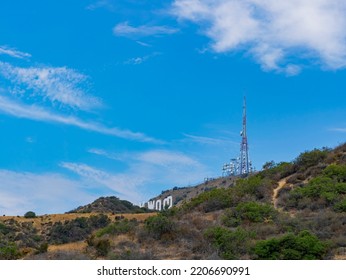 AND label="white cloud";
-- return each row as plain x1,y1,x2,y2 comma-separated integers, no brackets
86,0,115,11
136,41,152,47
183,133,238,146
0,61,100,110
137,149,200,167
61,162,147,202
113,22,179,38
65,149,209,203
88,148,123,160
172,0,346,73
125,57,147,65
0,46,31,59
0,95,162,143
124,52,161,65
0,170,95,215
330,128,346,132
